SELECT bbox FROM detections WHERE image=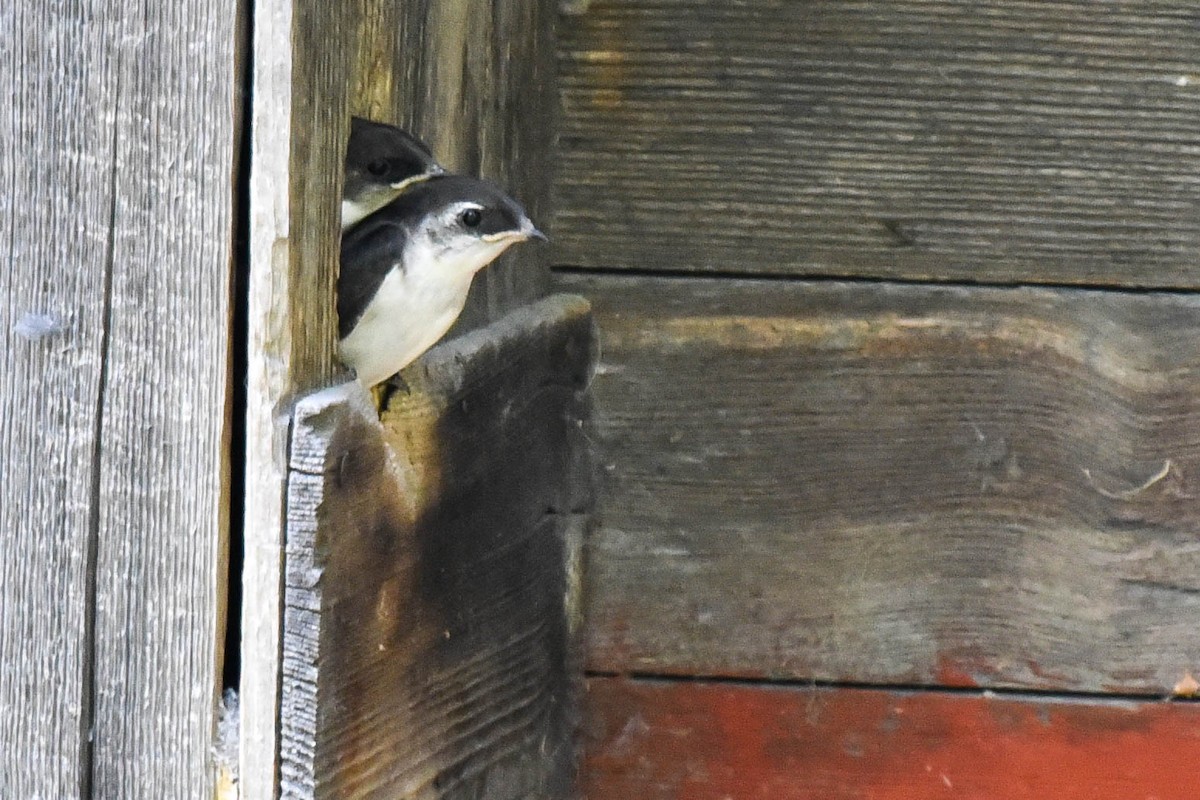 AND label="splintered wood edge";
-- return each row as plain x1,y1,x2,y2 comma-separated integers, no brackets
285,293,594,499
280,382,371,800
289,382,380,473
